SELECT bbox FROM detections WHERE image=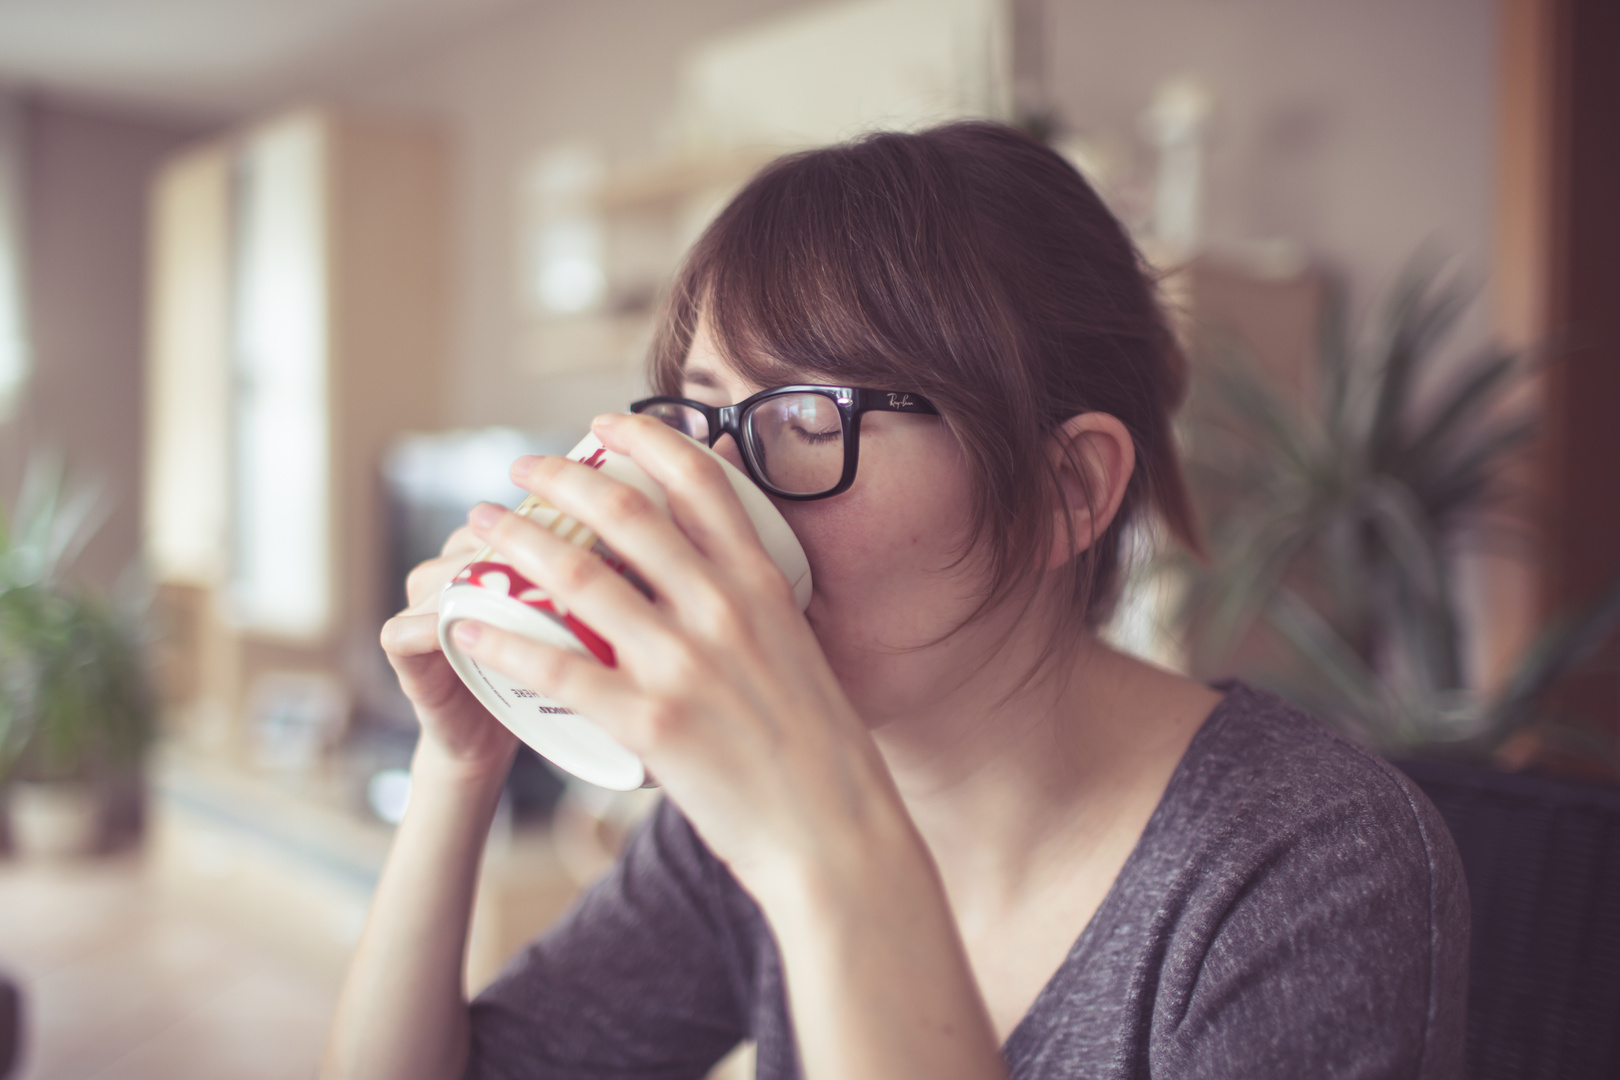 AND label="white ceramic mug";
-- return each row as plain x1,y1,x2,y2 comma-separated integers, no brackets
438,430,812,790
